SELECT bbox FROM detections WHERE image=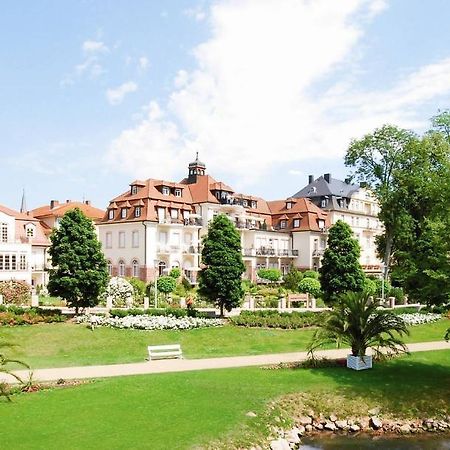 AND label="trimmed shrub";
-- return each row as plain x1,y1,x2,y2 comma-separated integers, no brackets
169,268,181,279
230,310,327,329
298,278,321,298
126,277,147,301
302,270,319,280
157,276,177,297
0,306,66,326
257,268,282,283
